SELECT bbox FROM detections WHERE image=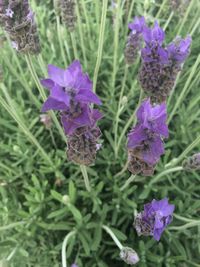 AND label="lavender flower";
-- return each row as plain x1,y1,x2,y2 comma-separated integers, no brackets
65,109,103,166
120,247,139,265
182,153,200,171
71,264,78,267
134,198,175,241
61,0,77,31
41,60,103,166
139,21,191,103
0,0,41,54
41,60,101,113
125,17,146,65
127,99,168,176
